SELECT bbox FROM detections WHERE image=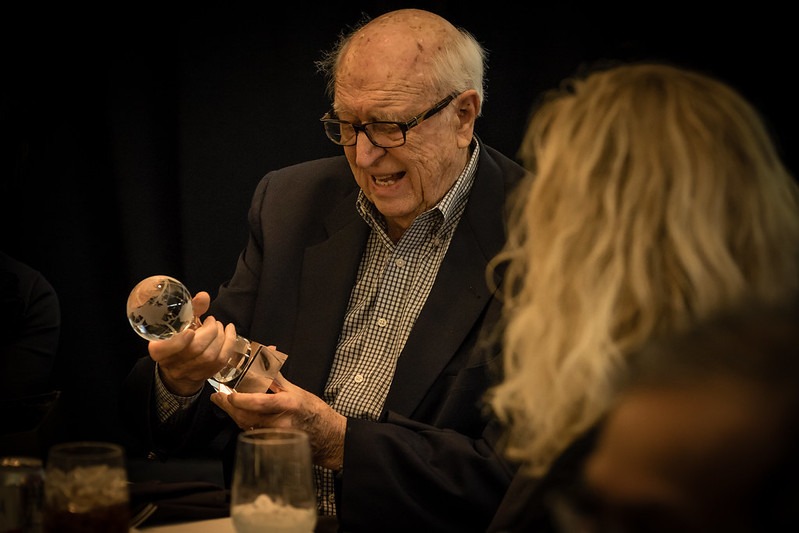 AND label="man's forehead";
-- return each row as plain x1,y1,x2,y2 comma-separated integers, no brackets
337,40,431,99
346,27,438,68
